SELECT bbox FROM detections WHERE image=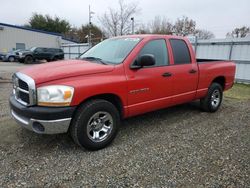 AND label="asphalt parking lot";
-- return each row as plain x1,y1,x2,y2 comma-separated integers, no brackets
0,62,249,187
